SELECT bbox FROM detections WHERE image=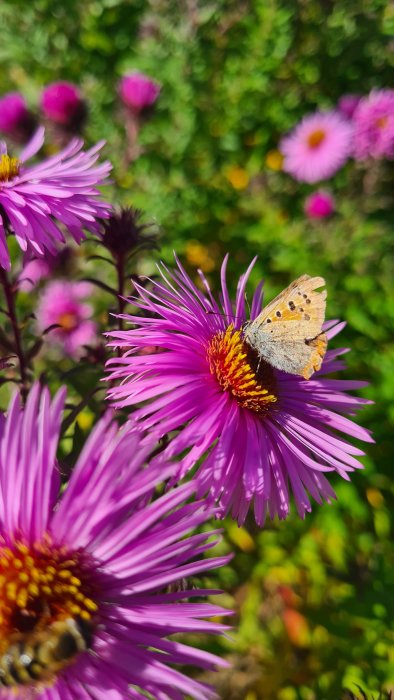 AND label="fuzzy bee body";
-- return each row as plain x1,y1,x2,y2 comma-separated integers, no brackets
0,617,93,688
